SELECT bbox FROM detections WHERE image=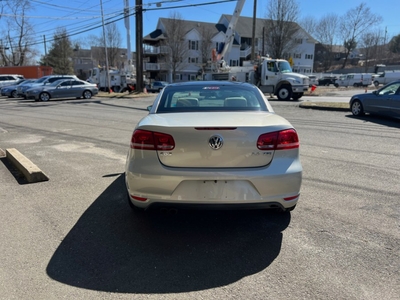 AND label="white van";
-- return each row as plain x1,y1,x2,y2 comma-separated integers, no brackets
373,71,400,87
334,73,372,87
